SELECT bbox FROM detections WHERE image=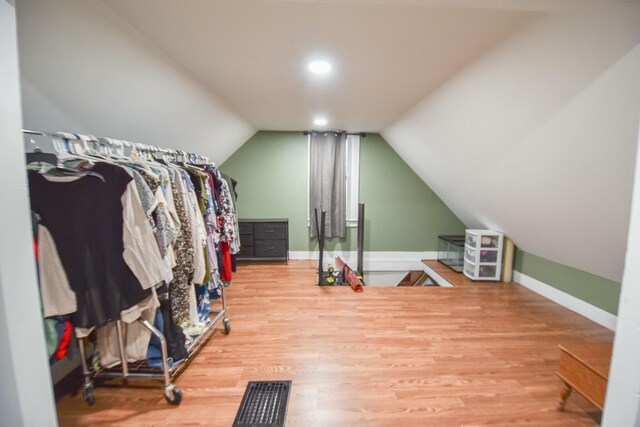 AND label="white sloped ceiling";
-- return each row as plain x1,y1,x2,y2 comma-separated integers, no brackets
383,6,640,282
100,0,533,132
16,0,254,163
